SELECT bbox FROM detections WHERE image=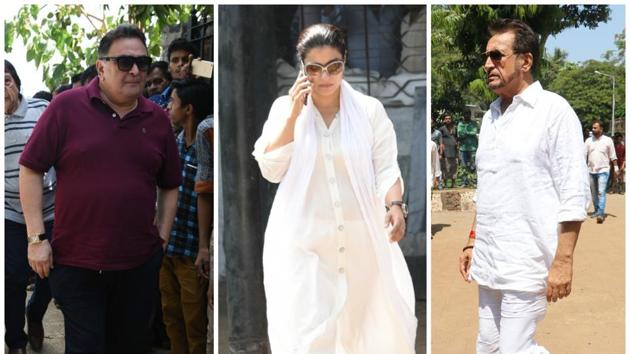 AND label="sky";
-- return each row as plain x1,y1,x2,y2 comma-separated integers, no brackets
3,4,627,97
546,5,625,63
